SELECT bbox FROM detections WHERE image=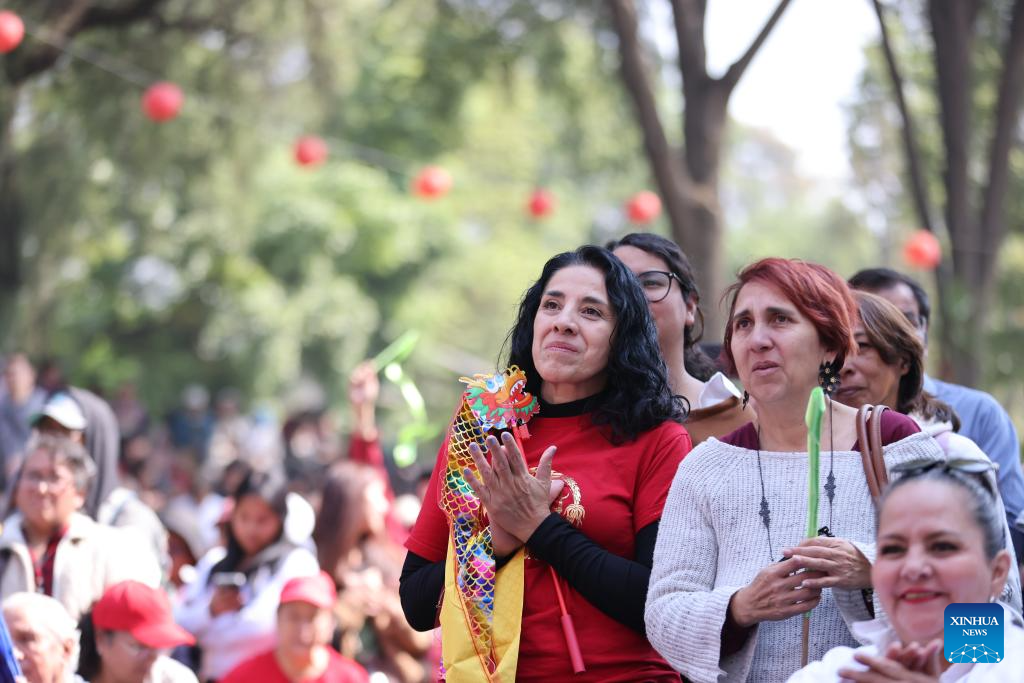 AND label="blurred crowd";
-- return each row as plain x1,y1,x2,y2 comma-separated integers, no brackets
0,353,434,683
